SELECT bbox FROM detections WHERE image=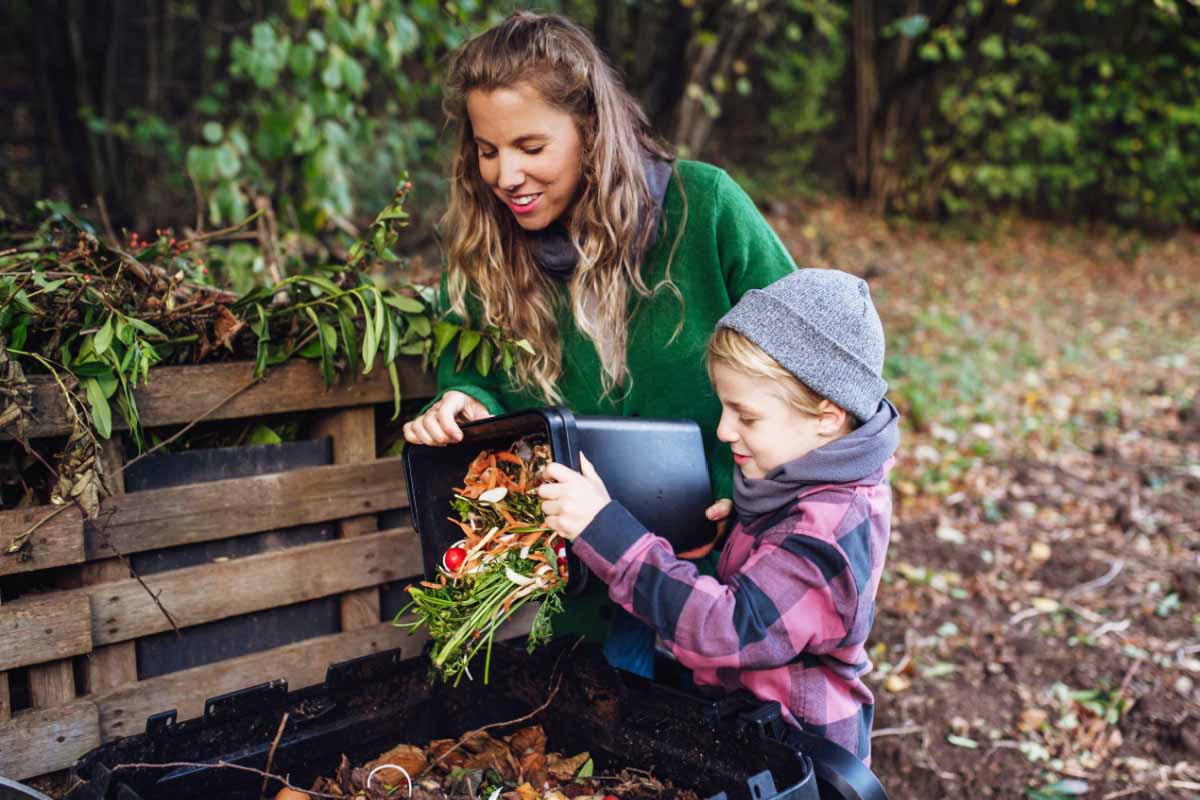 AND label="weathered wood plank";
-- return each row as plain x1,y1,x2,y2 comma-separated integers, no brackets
308,407,382,631
93,622,427,741
14,357,437,440
0,700,100,781
0,505,85,577
86,528,420,646
82,439,138,695
84,457,409,559
92,606,537,742
0,593,93,672
0,588,8,722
